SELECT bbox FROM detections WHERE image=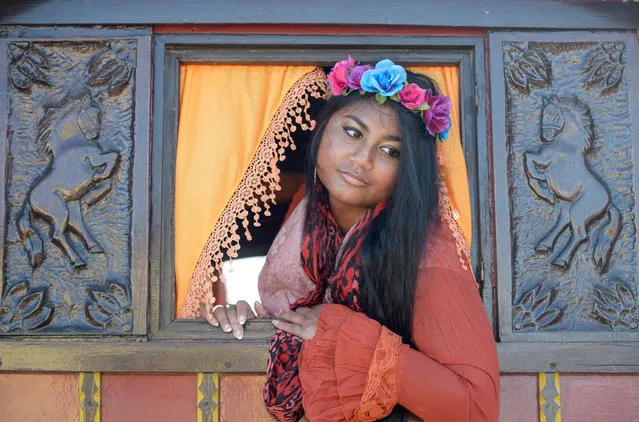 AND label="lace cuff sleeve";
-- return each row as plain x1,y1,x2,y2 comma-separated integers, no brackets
299,304,406,421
